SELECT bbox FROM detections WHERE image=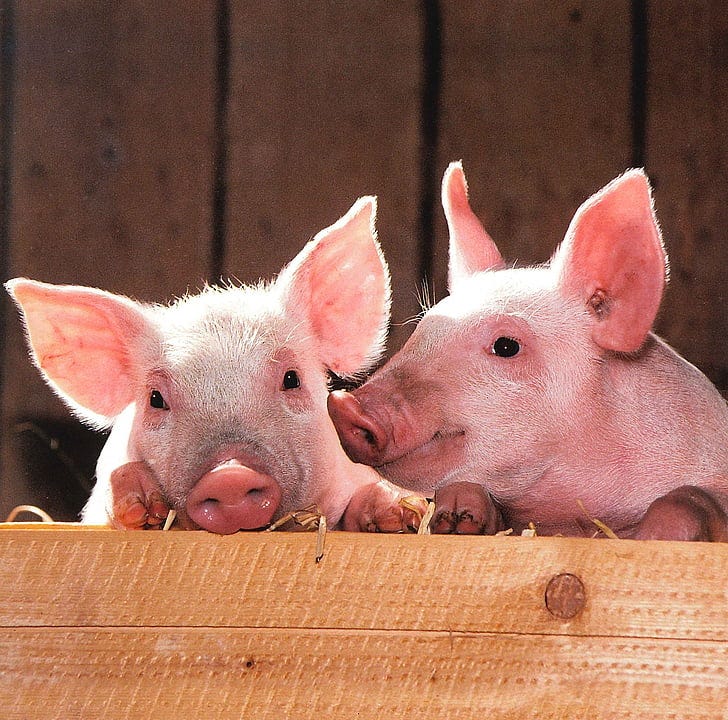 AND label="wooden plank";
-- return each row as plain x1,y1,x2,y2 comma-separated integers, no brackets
2,531,726,717
4,0,216,419
432,1,633,297
1,2,217,518
646,0,728,393
224,1,423,352
6,1,215,298
0,0,11,244
1,628,726,719
1,531,726,642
